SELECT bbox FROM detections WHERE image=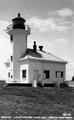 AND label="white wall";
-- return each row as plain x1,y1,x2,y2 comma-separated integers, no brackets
13,30,27,82
20,62,29,83
29,60,43,84
5,66,10,83
29,60,66,85
7,29,29,83
5,62,13,83
43,62,65,84
5,58,66,85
